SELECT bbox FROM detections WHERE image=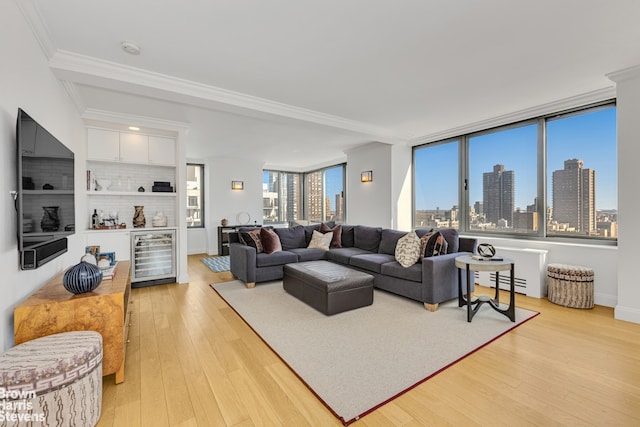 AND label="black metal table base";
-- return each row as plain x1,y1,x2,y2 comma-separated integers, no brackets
458,263,516,322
